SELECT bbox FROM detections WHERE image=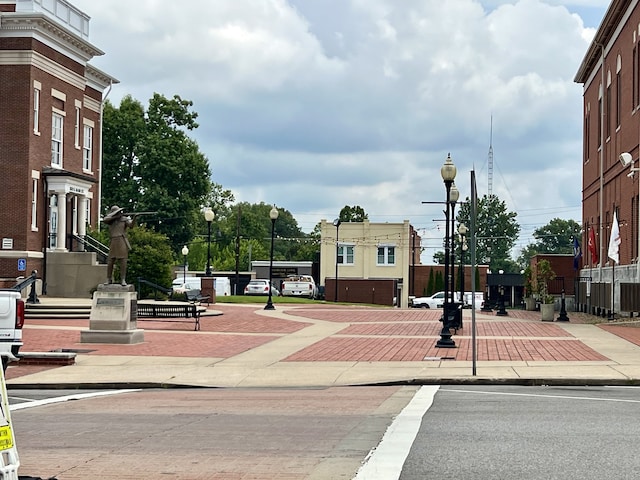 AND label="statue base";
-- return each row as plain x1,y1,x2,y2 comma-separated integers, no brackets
80,284,144,344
